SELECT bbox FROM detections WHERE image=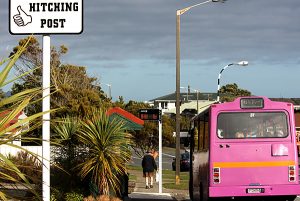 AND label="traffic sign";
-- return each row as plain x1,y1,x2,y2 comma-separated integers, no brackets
9,0,83,35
